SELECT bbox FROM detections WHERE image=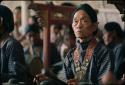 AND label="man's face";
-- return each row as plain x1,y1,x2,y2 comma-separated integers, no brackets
103,31,114,45
72,10,97,39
